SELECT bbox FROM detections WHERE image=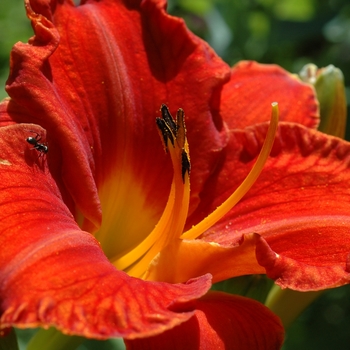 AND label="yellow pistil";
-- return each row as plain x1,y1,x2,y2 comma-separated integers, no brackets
181,102,279,240
112,103,279,279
